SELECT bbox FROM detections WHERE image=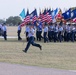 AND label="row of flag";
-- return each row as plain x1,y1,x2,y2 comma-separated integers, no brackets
19,8,76,27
